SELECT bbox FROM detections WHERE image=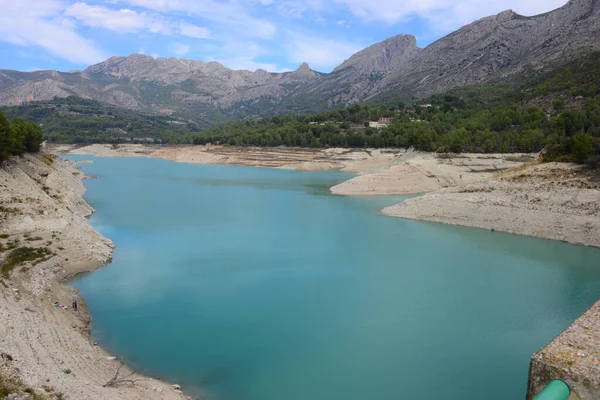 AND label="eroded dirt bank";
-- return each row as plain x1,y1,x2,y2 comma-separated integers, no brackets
382,162,600,247
0,154,189,399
